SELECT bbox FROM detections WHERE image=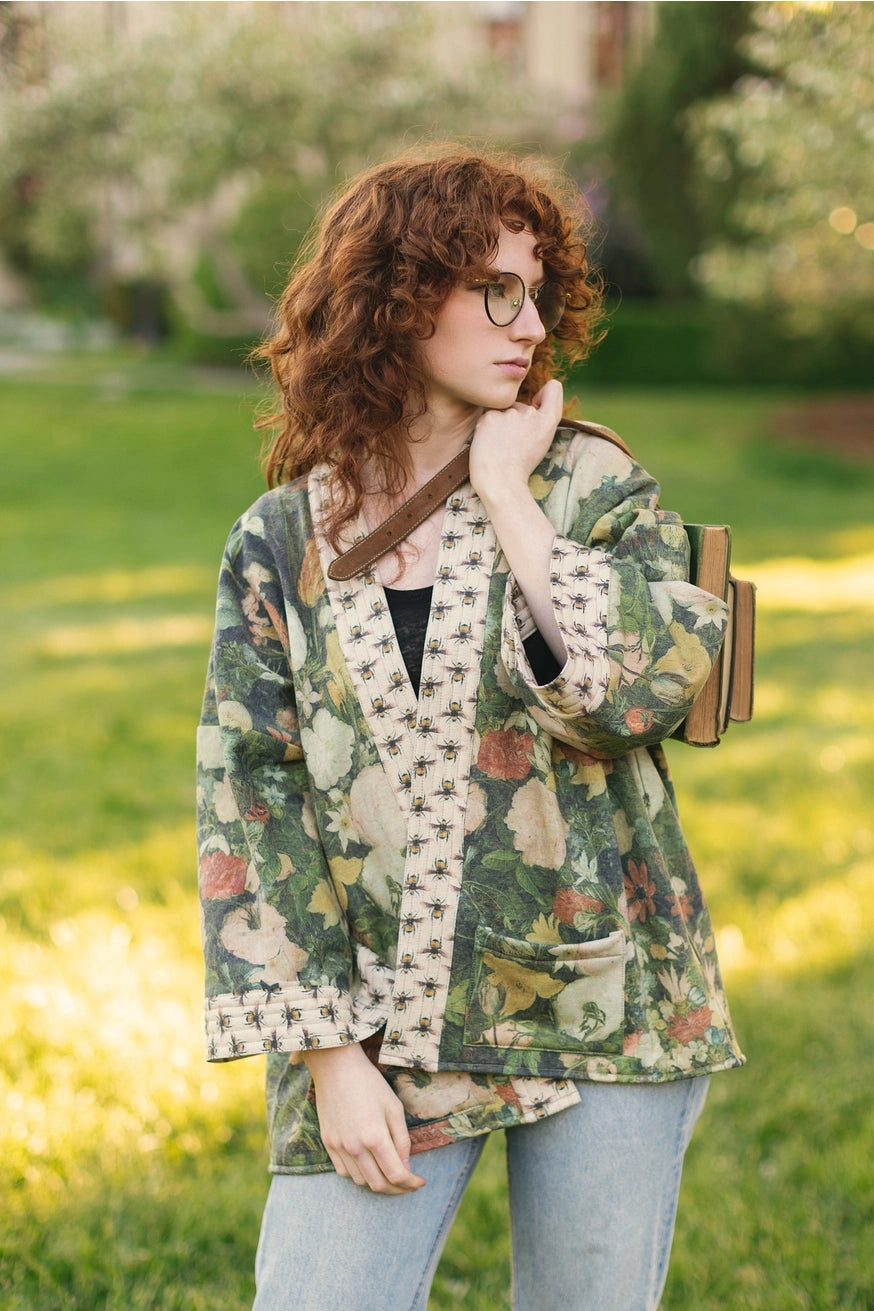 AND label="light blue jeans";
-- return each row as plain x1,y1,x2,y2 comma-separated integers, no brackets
253,1076,709,1311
